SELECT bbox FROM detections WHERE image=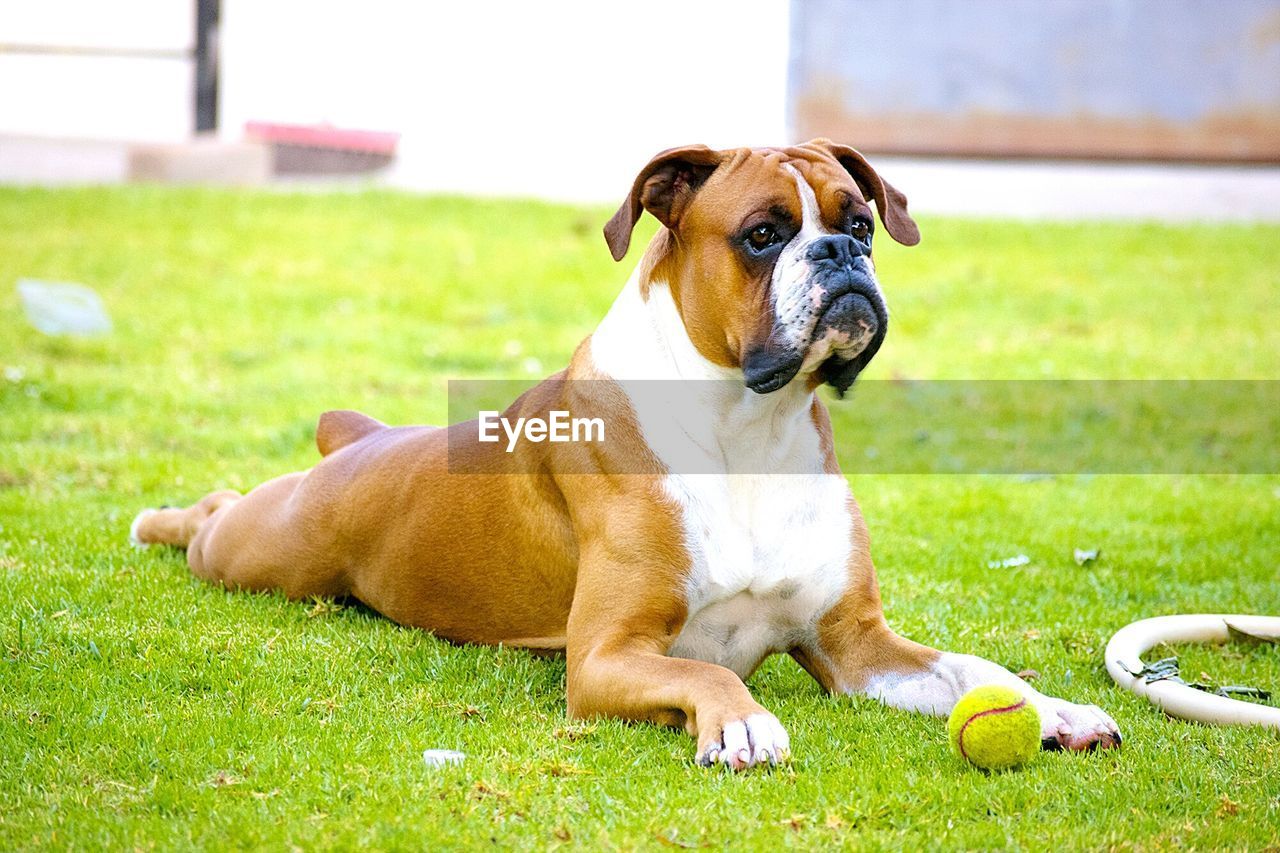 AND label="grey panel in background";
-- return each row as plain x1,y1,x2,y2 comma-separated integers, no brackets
790,0,1280,161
